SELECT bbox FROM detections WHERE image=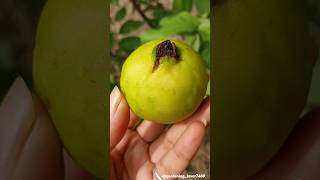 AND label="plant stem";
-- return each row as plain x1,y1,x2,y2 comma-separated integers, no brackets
130,0,155,28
